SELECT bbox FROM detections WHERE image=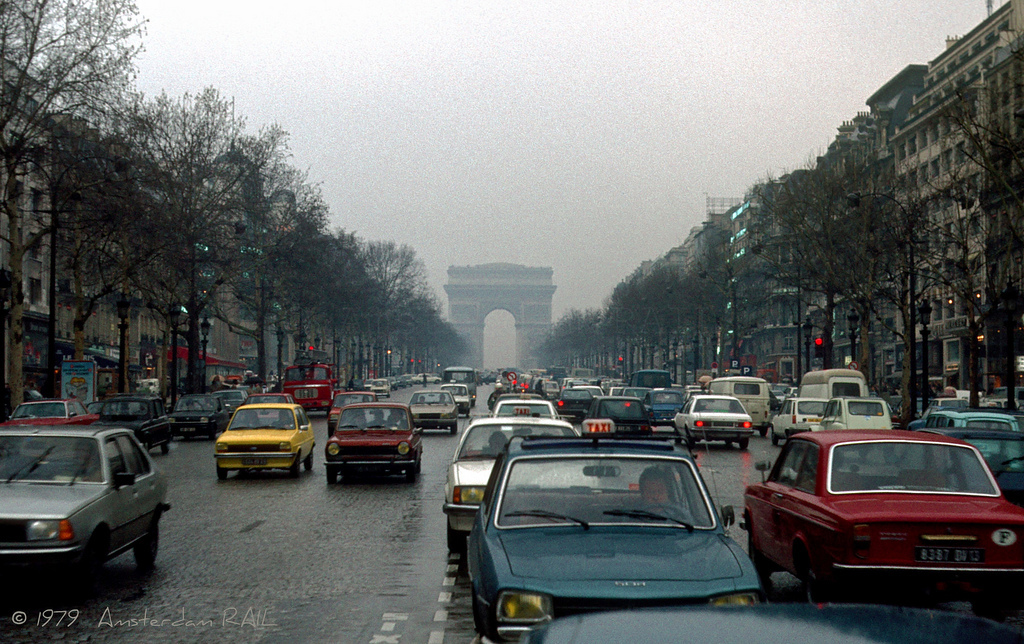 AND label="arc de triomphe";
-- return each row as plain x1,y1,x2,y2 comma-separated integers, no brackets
444,263,556,370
